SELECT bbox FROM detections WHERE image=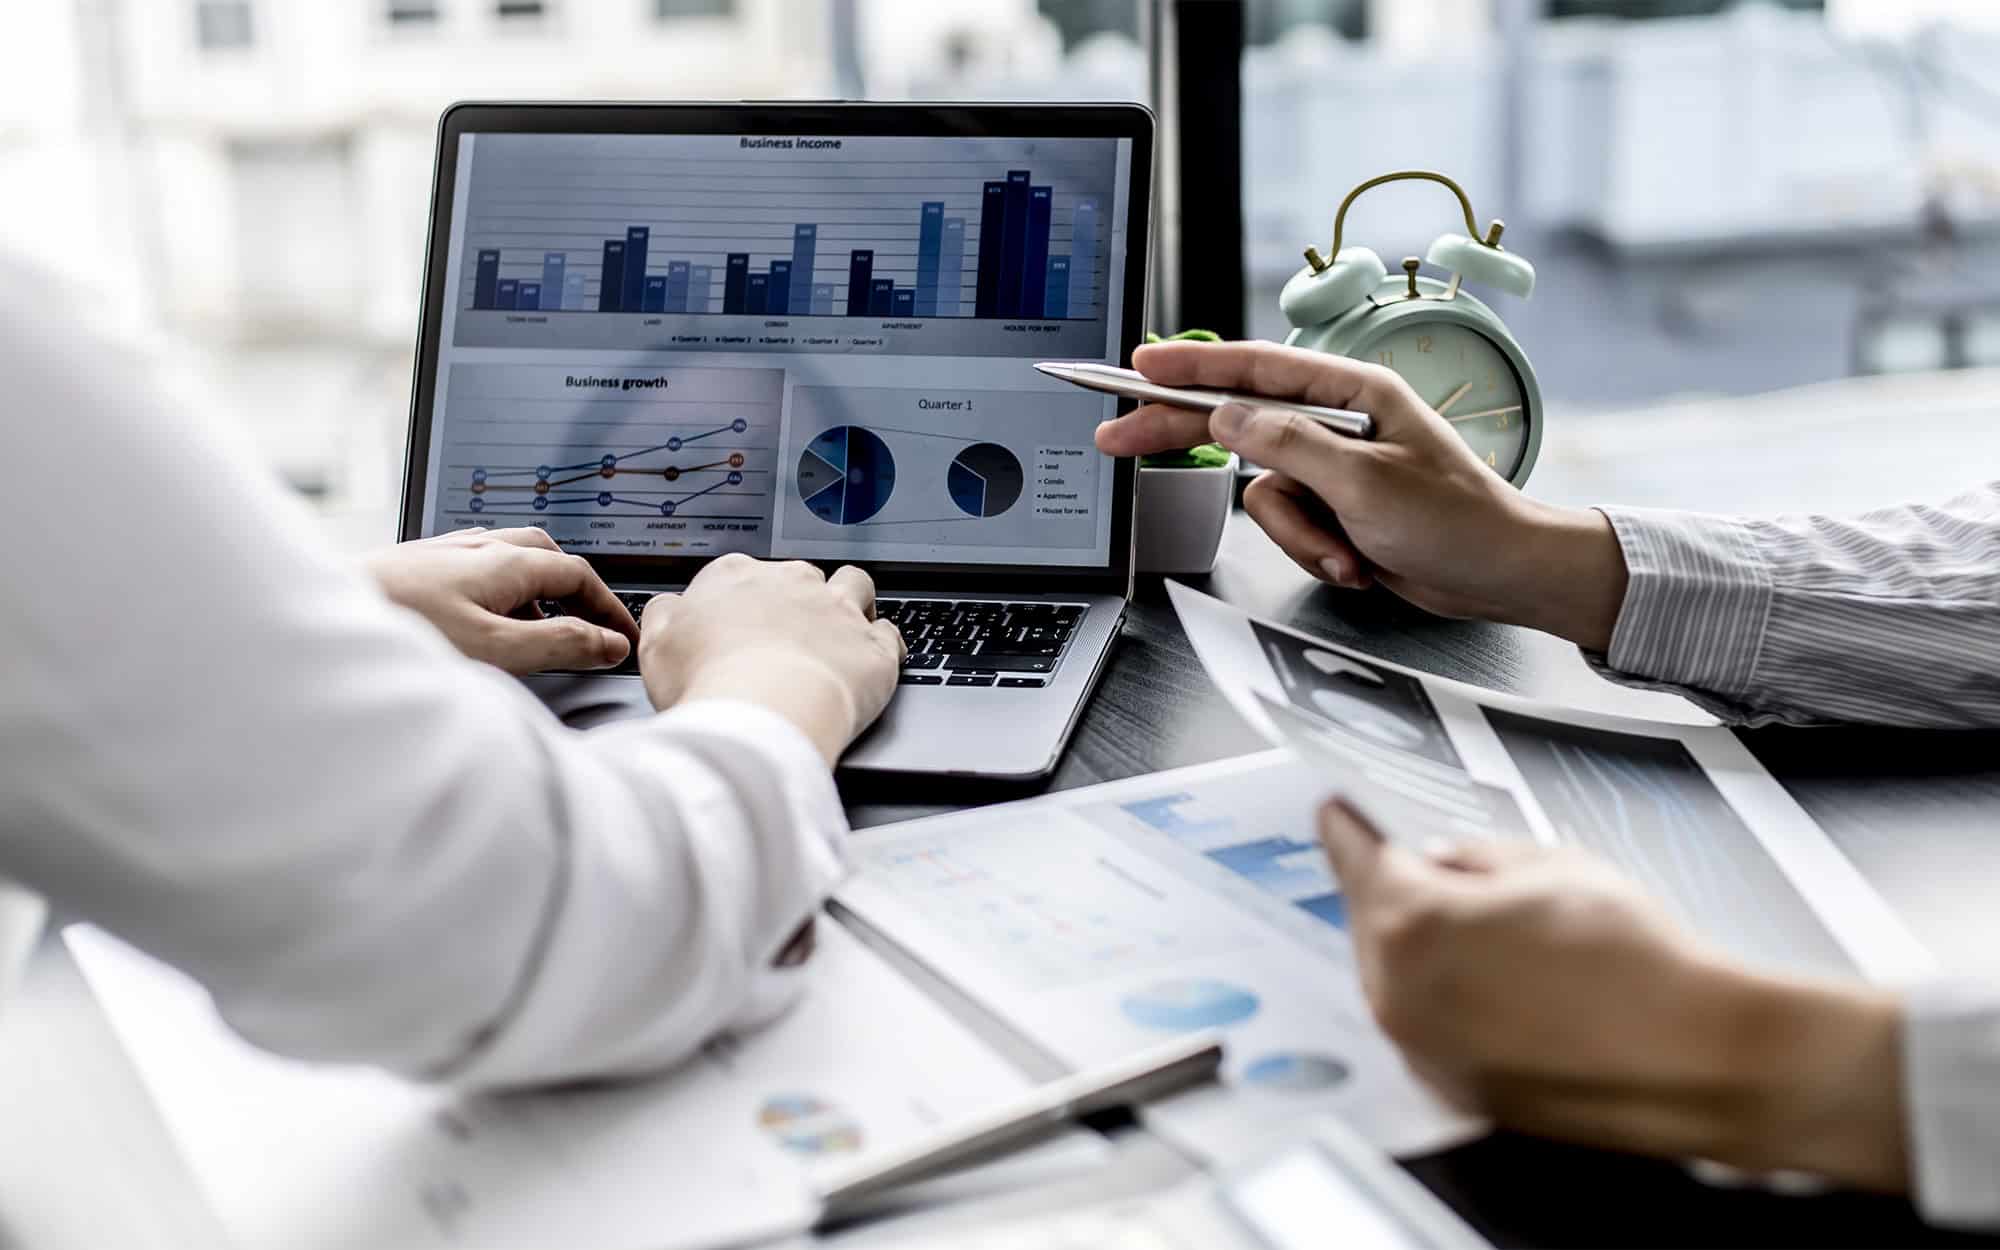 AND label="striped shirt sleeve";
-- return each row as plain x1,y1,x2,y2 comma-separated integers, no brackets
1586,483,2000,728
1591,488,2000,1226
